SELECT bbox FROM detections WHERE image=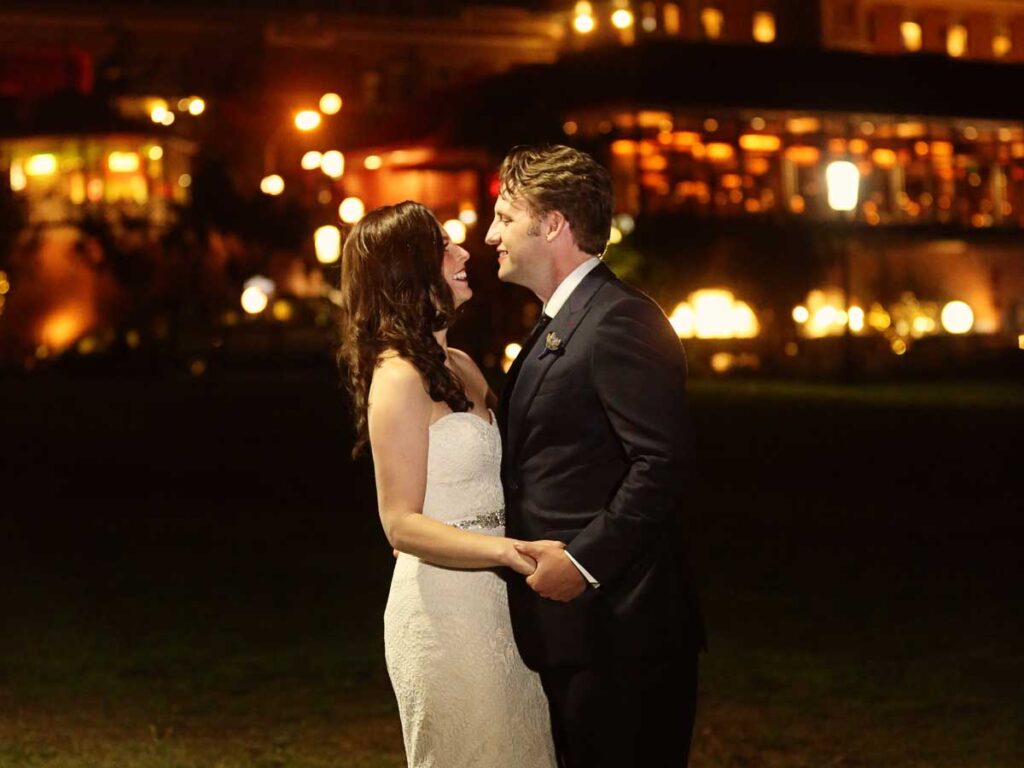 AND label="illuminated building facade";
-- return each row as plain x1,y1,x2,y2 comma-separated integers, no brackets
1,1,1022,372
331,0,1024,374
